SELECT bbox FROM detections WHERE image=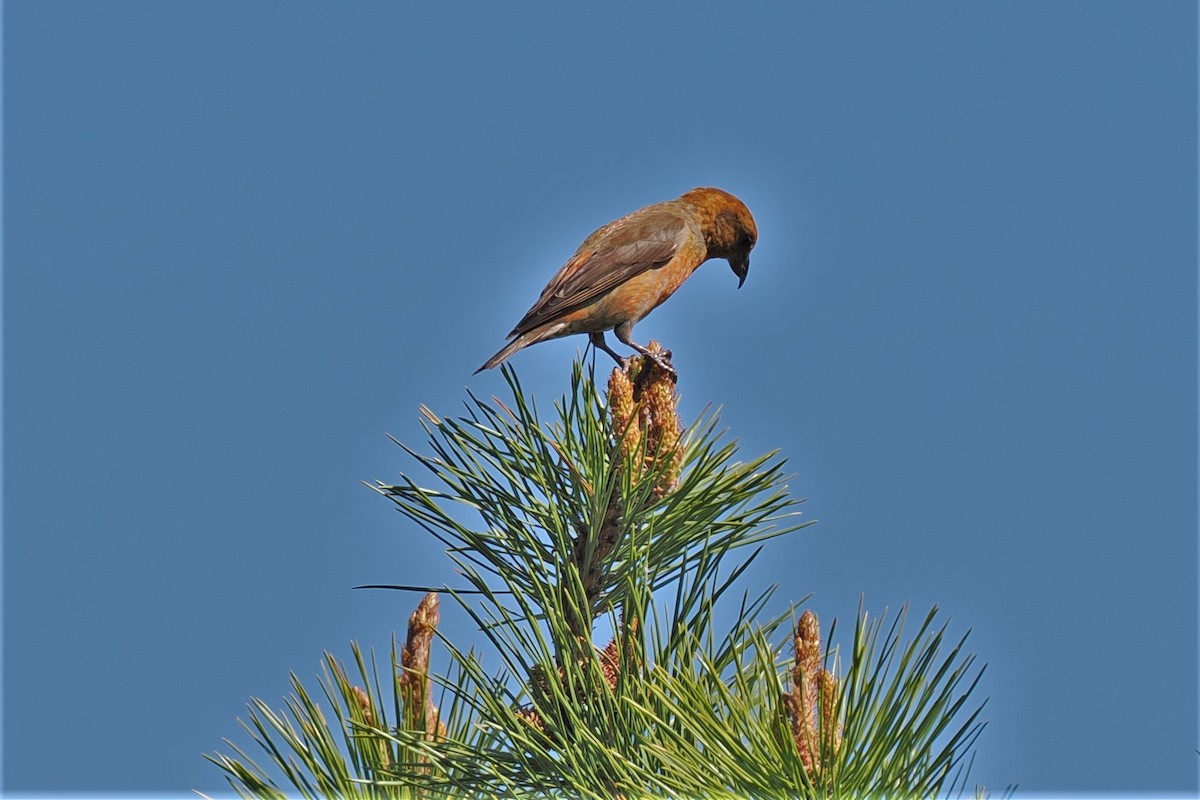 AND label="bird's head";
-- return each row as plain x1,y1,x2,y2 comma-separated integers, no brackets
681,187,758,288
